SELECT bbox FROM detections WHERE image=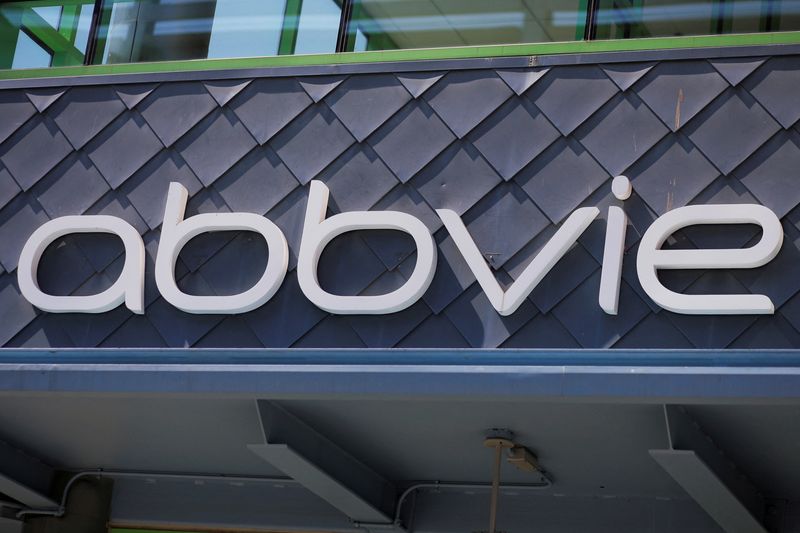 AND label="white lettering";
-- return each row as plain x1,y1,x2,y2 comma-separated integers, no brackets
18,215,145,313
599,176,632,315
636,204,783,314
297,180,436,314
155,182,288,314
438,206,599,316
